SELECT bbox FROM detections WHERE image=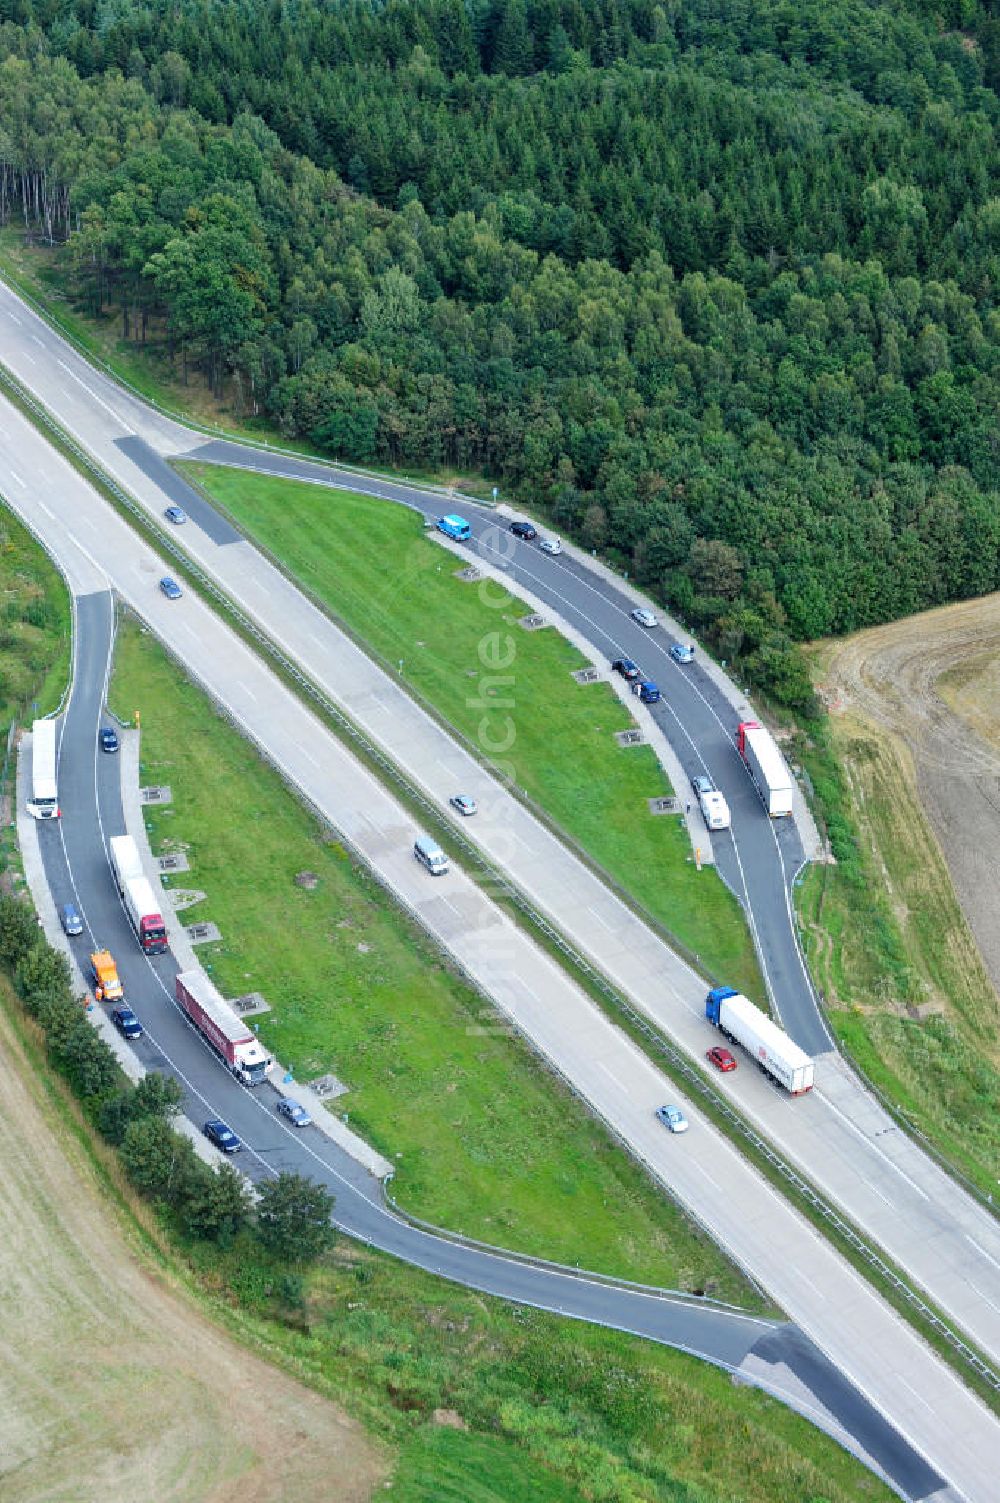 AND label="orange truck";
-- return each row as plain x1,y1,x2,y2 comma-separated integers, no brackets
90,950,124,1001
